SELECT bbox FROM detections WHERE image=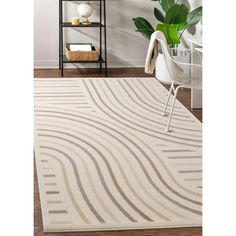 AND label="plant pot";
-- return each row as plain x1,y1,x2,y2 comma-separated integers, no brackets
155,49,190,84
155,54,172,84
